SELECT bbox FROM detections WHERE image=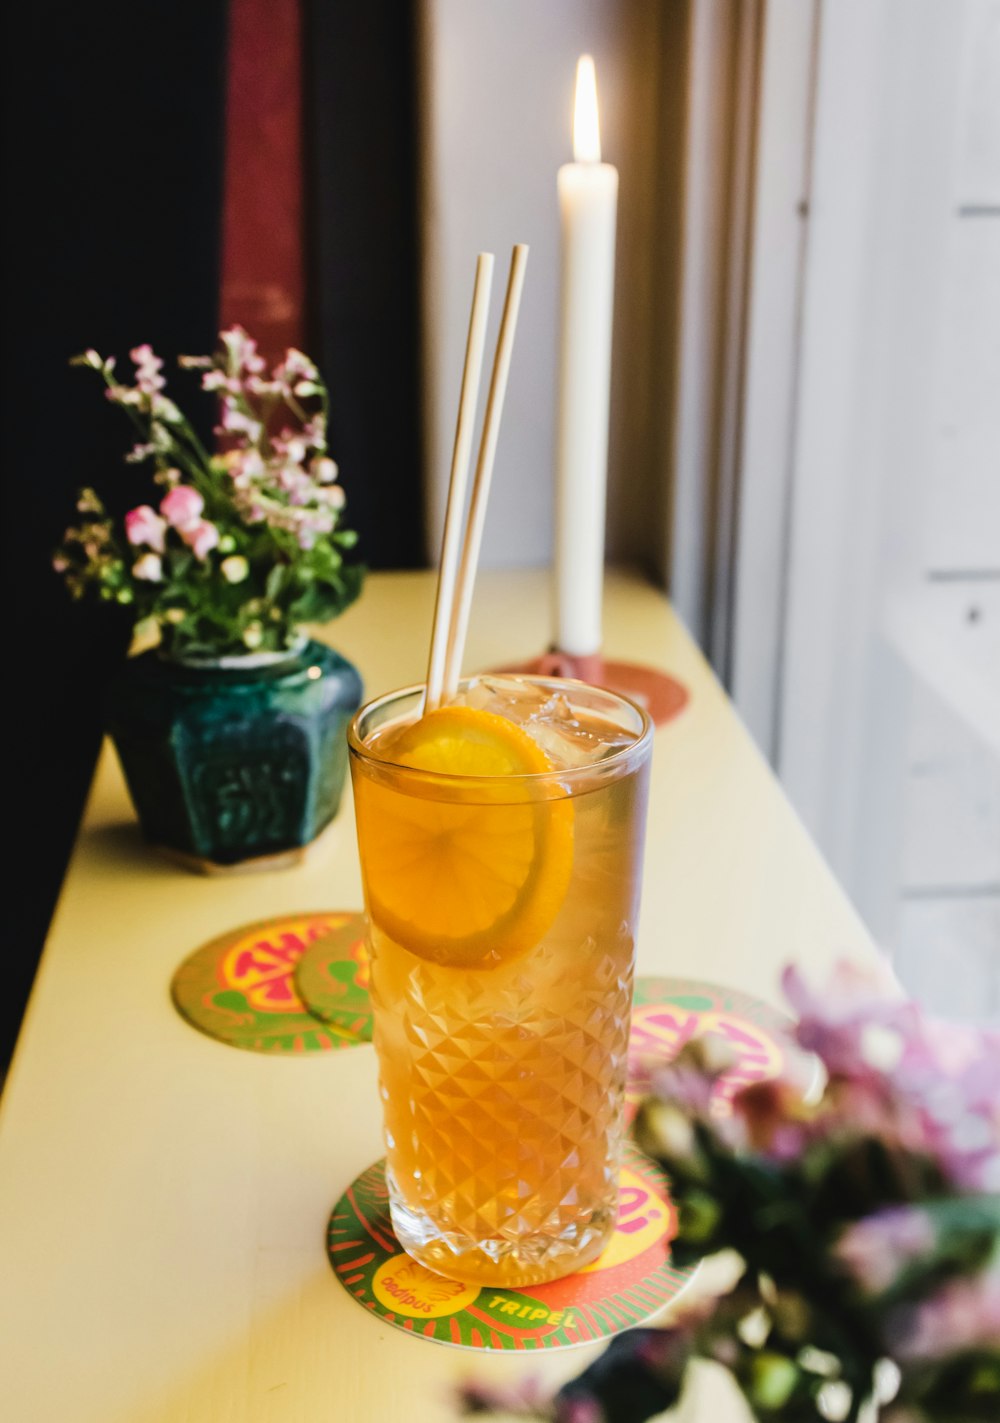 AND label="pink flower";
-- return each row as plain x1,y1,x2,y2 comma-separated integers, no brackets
275,348,318,386
129,343,166,395
783,961,1000,1190
833,1206,936,1295
220,325,265,375
557,1401,603,1423
886,1269,1000,1360
273,430,308,464
106,384,142,407
218,399,263,441
782,960,914,1079
896,1018,1000,1191
160,485,204,530
729,1079,815,1162
180,519,219,561
124,505,167,553
126,442,157,465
